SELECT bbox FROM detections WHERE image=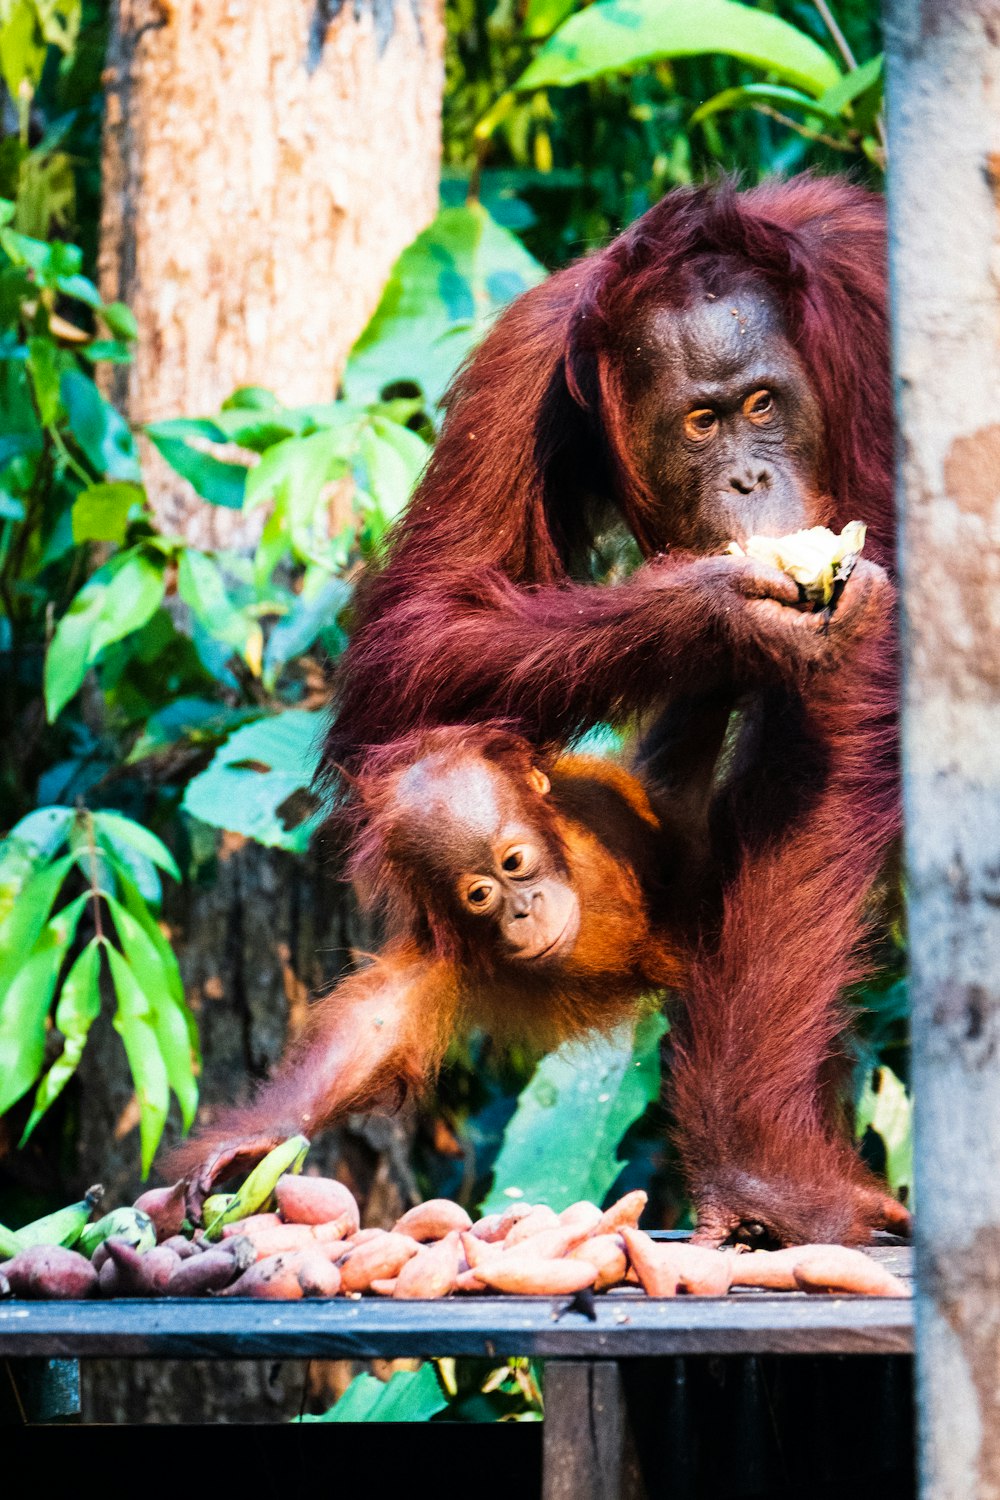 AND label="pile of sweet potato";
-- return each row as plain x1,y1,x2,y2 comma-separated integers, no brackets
0,1170,908,1301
